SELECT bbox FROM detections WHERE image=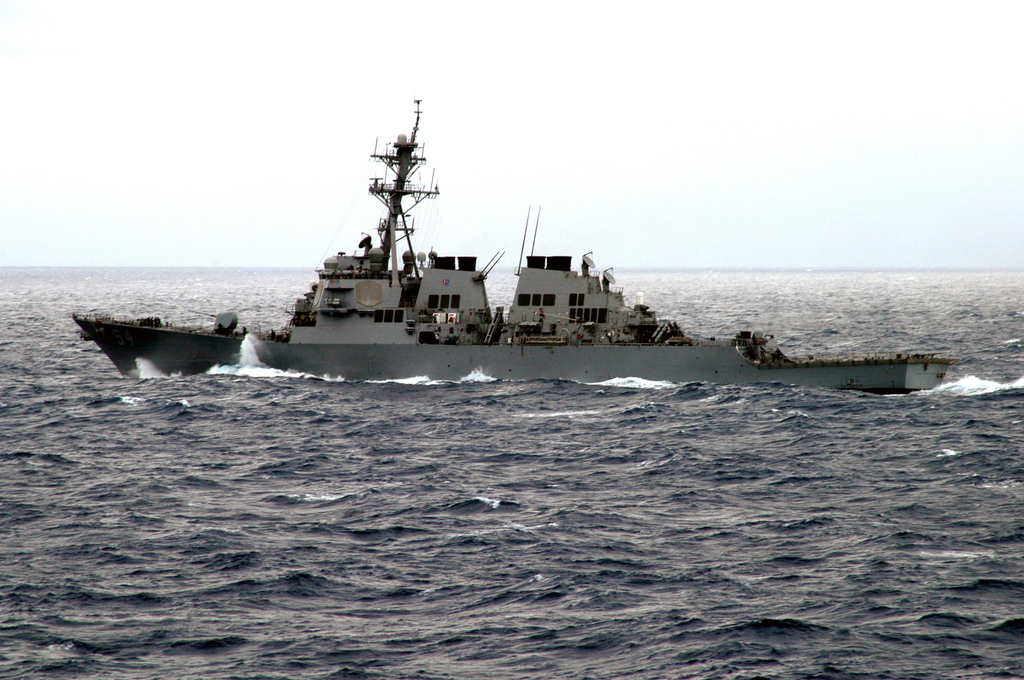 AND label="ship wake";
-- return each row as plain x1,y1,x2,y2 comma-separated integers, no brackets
931,374,1024,395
